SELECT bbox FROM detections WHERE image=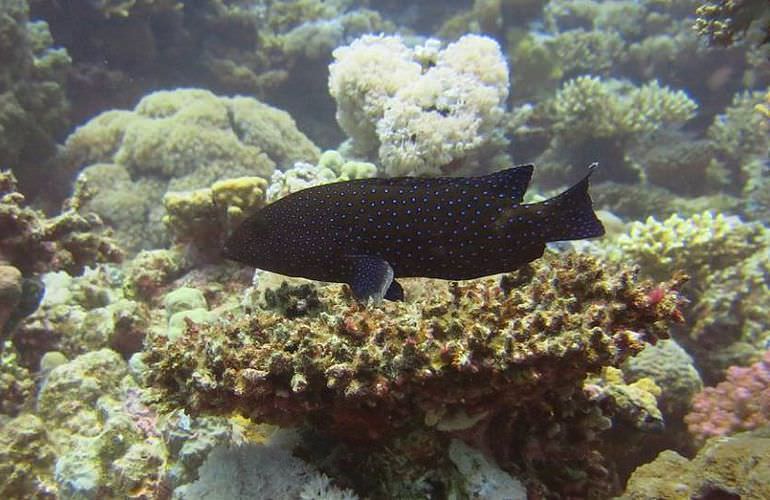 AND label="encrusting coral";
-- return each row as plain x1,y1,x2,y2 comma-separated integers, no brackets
162,176,269,259
144,251,686,497
620,427,770,499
